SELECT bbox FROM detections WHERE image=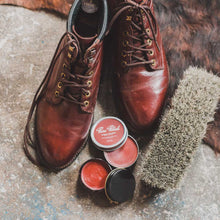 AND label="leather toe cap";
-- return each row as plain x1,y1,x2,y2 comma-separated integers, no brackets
118,69,169,131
